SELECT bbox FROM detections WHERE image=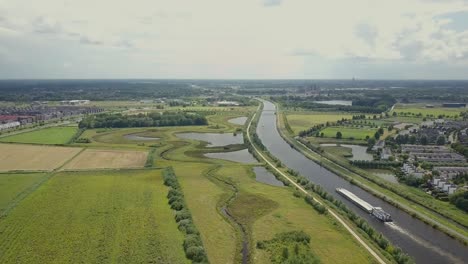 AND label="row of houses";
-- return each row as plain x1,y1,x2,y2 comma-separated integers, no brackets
401,163,426,178
432,178,458,195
